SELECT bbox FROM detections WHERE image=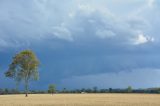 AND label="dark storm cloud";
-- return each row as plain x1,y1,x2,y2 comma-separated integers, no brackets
0,0,160,89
